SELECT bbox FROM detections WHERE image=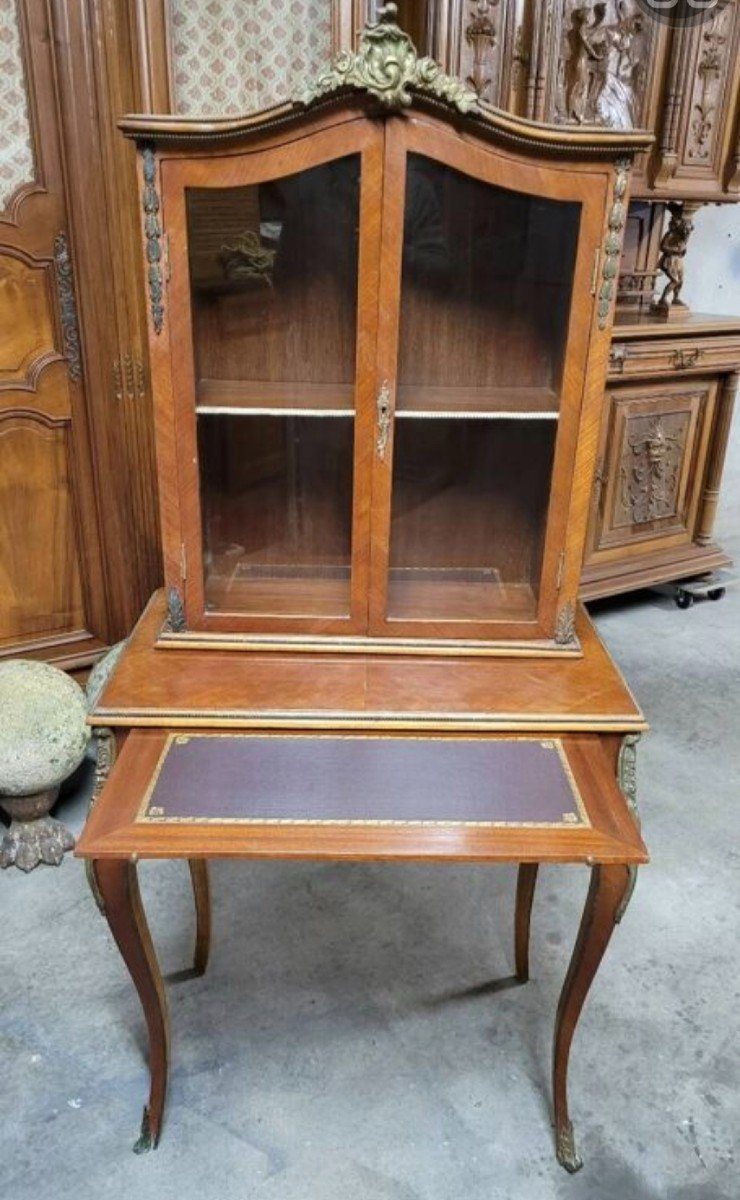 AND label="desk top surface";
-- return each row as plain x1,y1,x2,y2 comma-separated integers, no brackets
93,593,645,735
76,729,647,864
